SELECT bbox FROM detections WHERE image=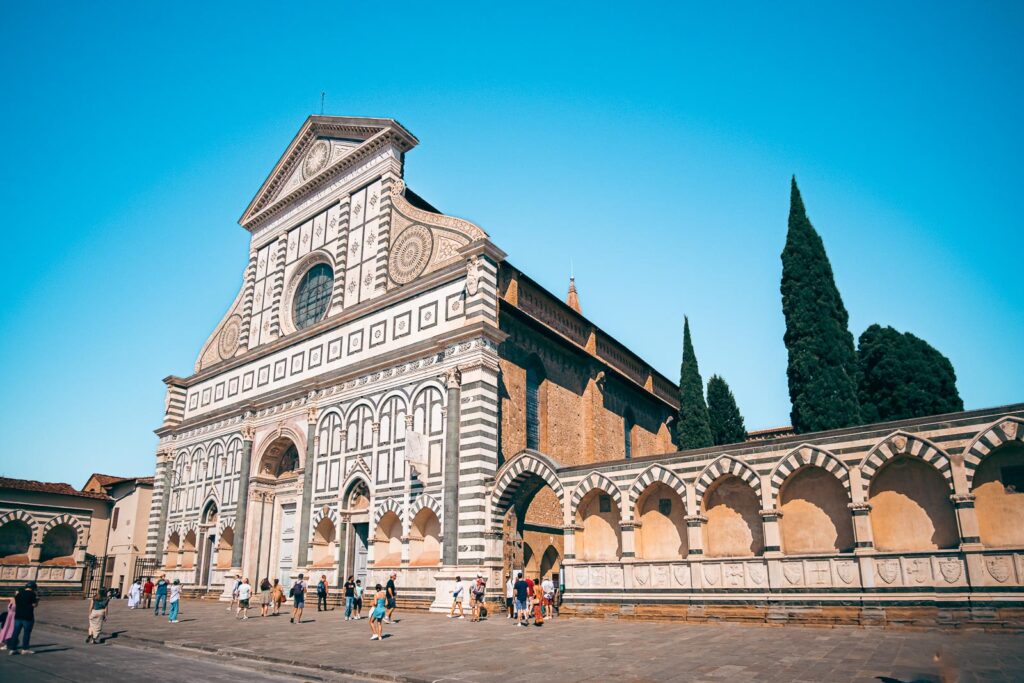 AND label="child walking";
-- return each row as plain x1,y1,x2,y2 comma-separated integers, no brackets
168,579,181,623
